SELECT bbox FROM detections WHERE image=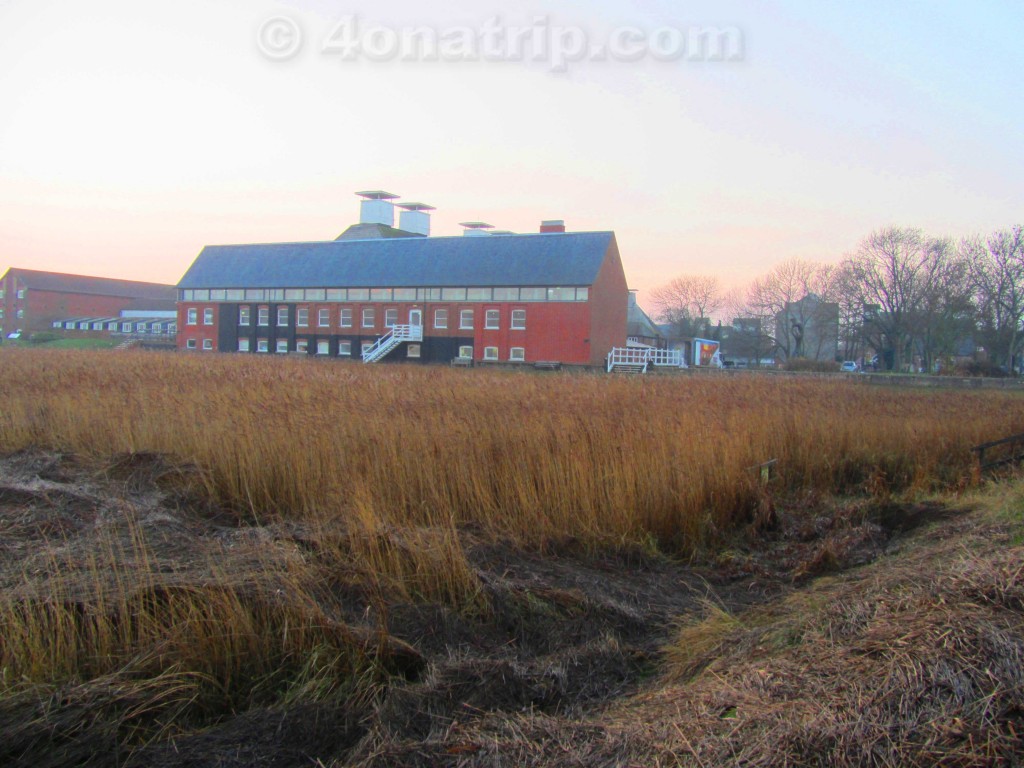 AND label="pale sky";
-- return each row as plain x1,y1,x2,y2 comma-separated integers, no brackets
1,0,1021,308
